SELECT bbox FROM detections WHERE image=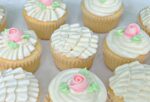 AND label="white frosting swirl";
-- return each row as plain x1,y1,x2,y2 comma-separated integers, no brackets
49,69,107,102
0,68,39,102
140,6,150,28
51,24,99,59
106,27,150,58
24,0,66,21
84,0,122,16
0,29,37,60
0,6,6,23
109,61,150,102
